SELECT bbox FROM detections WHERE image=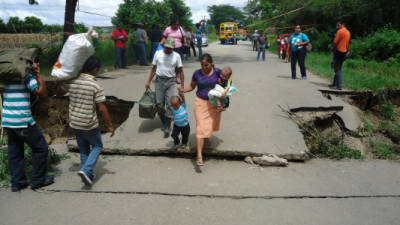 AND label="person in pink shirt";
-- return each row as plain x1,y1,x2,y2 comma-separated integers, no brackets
160,19,187,59
112,23,128,69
